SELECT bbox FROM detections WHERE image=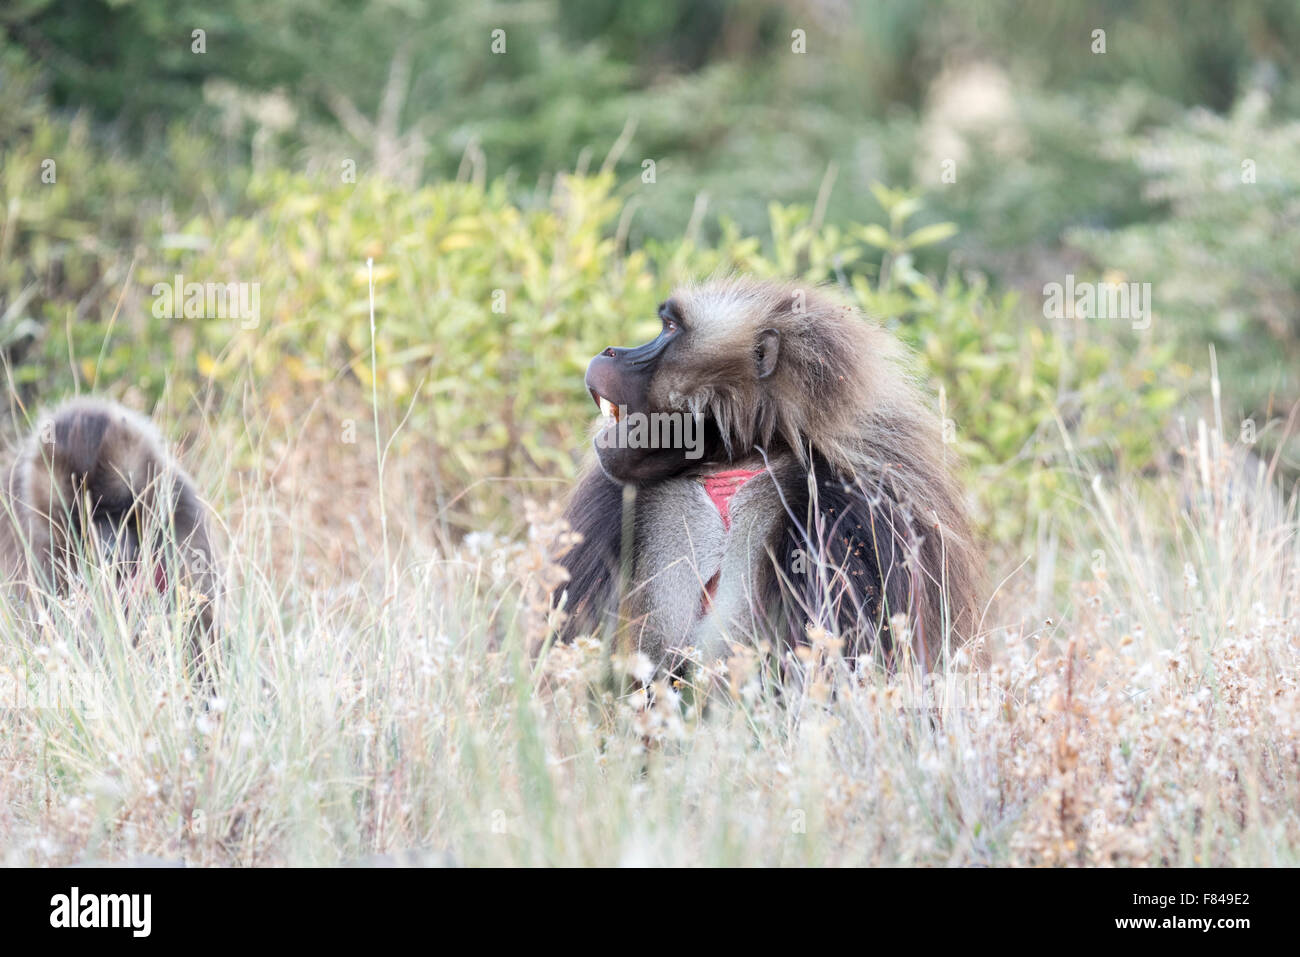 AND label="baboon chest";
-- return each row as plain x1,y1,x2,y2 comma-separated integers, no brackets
631,469,781,661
